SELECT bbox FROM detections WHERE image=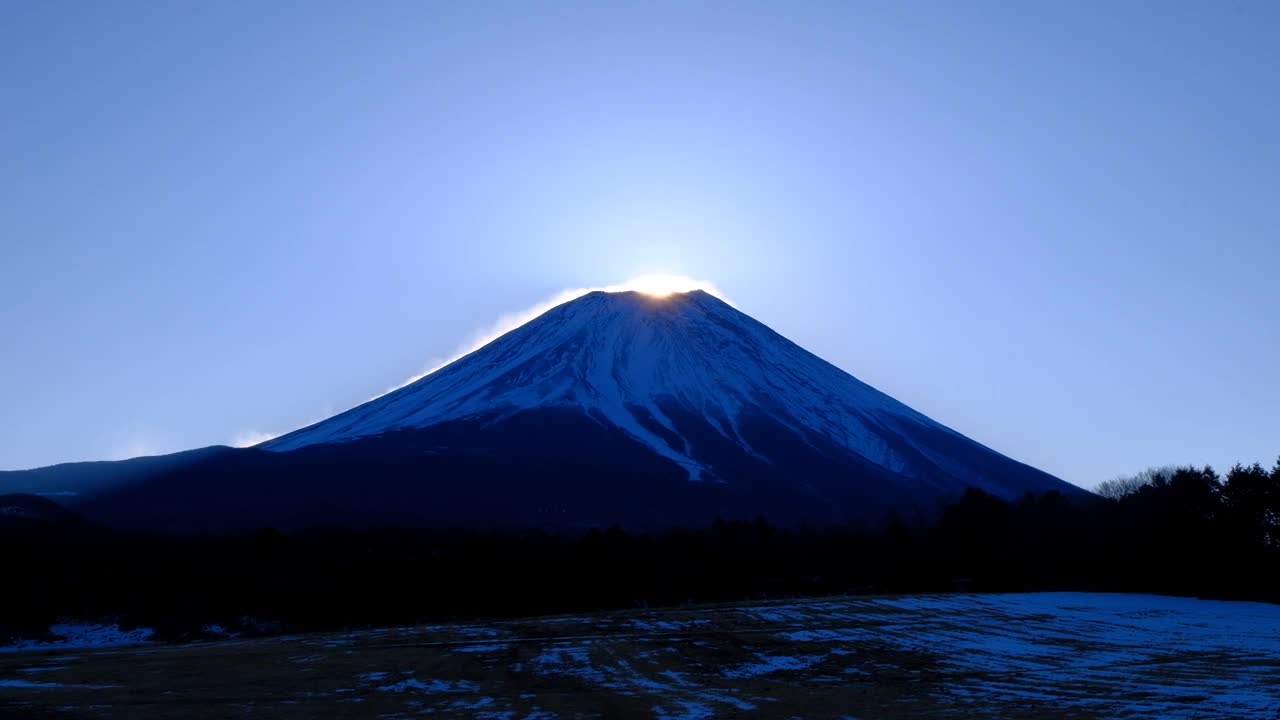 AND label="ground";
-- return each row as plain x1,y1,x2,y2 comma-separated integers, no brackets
3,592,1279,719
